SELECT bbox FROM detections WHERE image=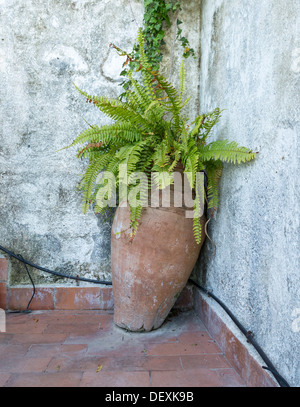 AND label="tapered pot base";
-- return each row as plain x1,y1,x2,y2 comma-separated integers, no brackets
111,203,206,332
